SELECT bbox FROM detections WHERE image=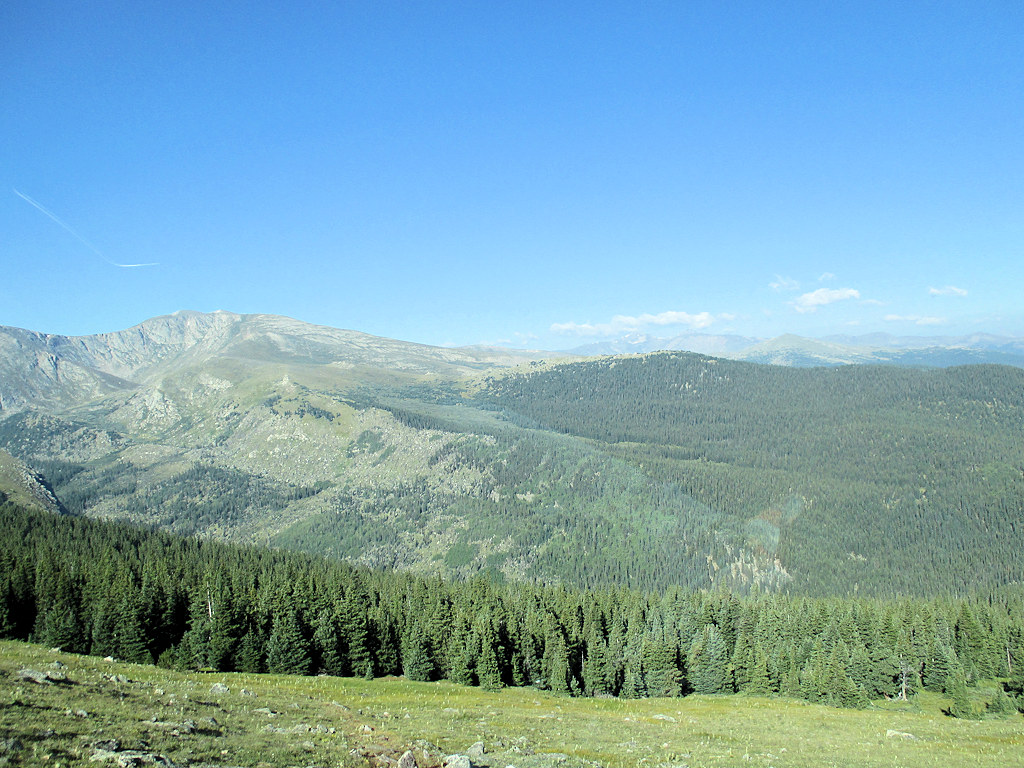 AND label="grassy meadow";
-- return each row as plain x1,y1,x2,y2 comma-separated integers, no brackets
1,640,1022,768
